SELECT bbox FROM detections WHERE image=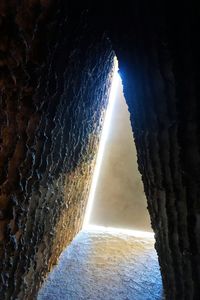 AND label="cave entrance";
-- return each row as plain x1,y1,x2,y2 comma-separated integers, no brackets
38,59,163,300
83,60,152,235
